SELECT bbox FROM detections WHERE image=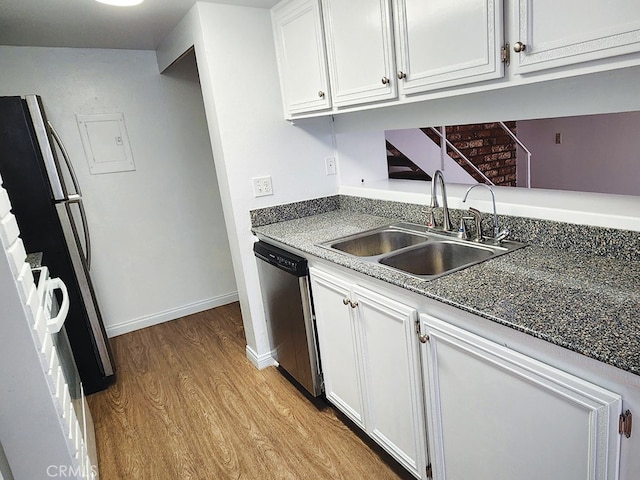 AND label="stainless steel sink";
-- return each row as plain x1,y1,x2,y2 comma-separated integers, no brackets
320,222,526,280
380,241,495,276
330,229,428,256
